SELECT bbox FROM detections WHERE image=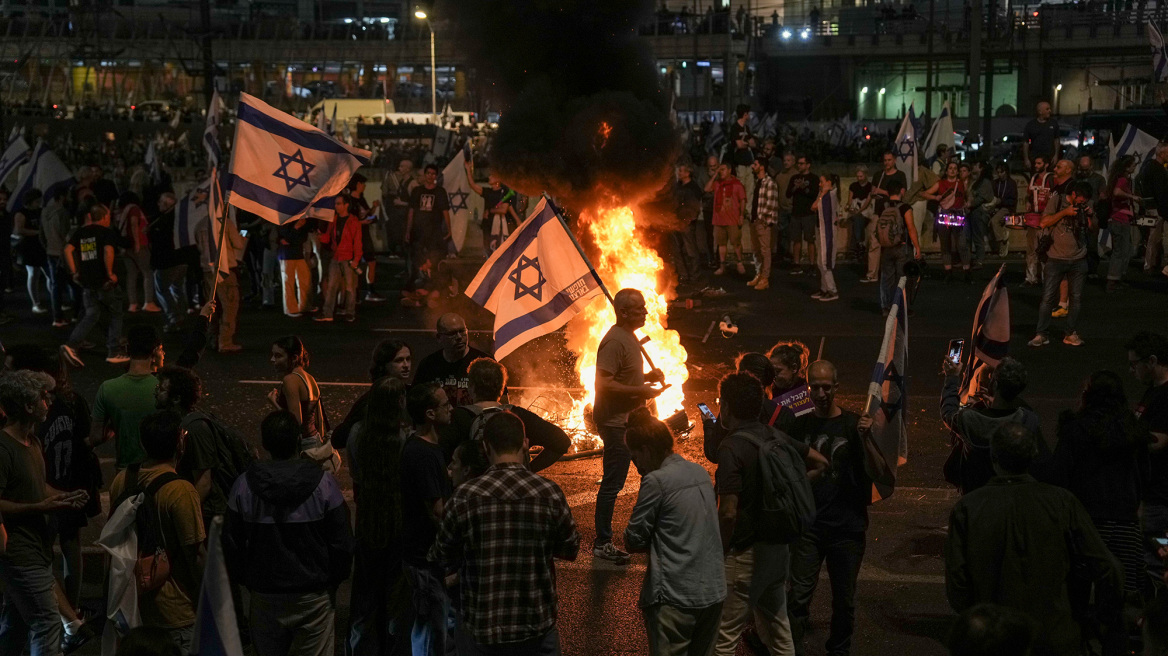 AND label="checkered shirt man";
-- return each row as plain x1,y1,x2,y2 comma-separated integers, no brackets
753,174,779,225
429,462,581,645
